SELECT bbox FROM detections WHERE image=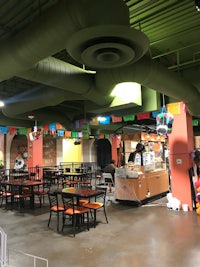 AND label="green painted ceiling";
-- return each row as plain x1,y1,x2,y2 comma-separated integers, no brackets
0,0,199,133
